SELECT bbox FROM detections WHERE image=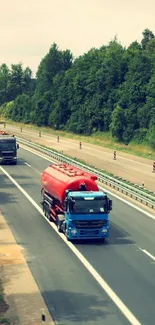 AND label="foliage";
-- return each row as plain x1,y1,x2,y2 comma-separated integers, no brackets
1,30,155,147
